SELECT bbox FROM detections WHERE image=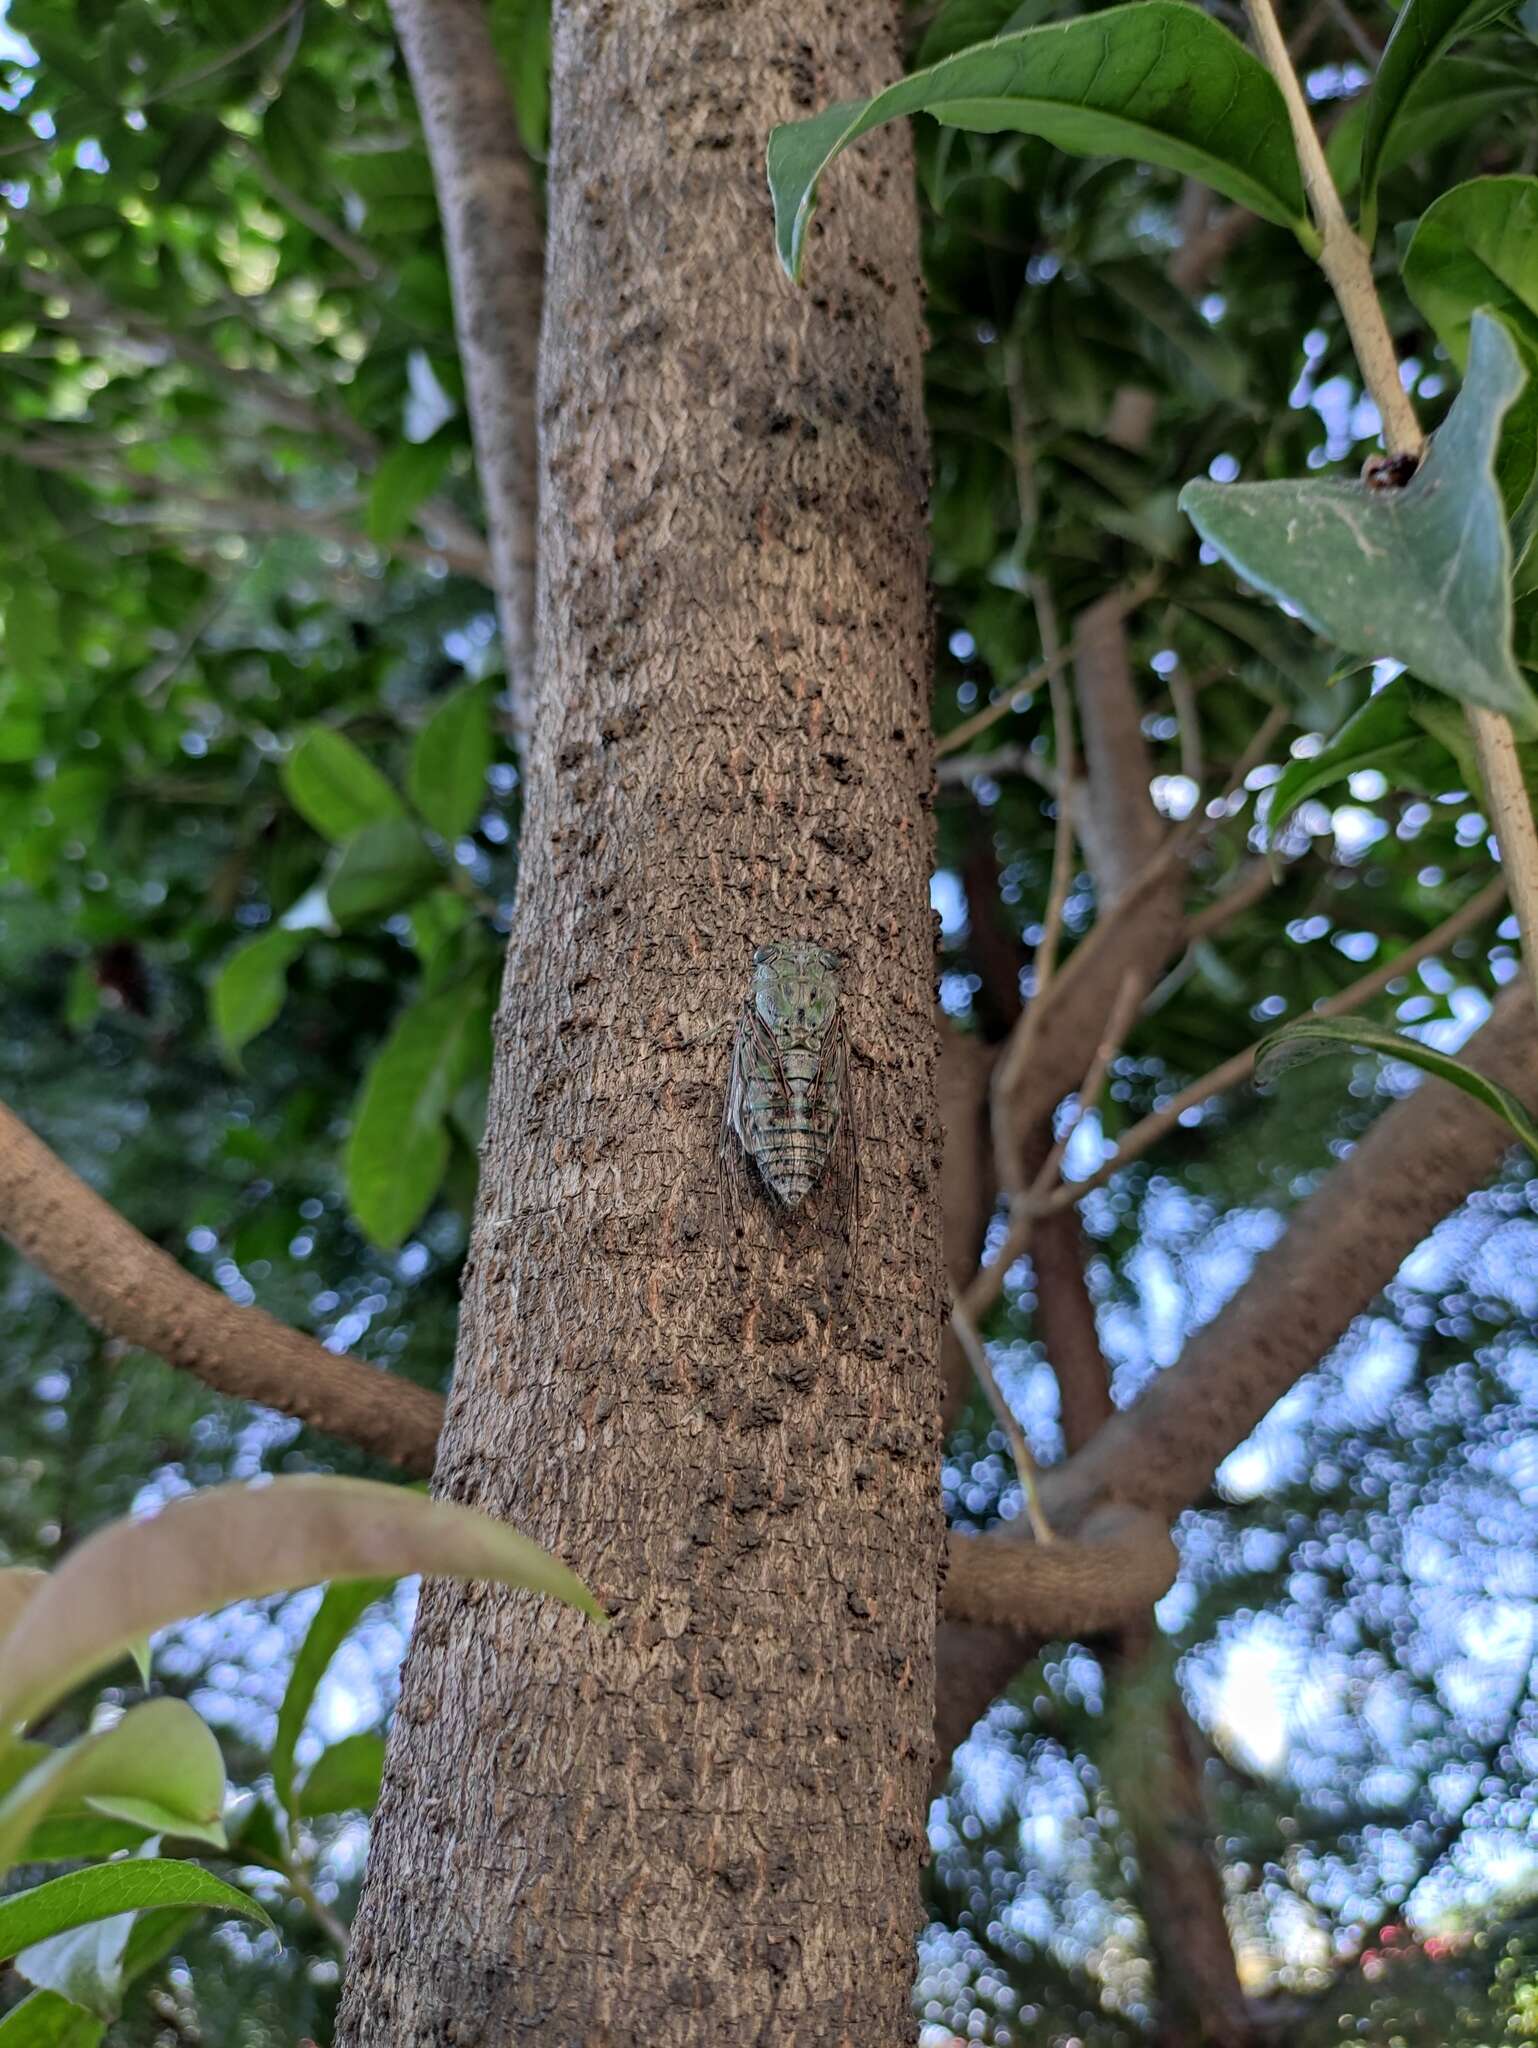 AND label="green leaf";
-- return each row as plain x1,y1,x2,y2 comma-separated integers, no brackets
1402,176,1538,371
489,0,552,157
209,928,305,1062
0,1477,602,1734
1264,676,1455,844
223,1796,287,1873
408,890,474,965
1180,312,1538,729
409,681,493,840
0,1862,269,1968
1095,259,1250,404
281,728,404,844
0,1702,227,1869
1329,56,1532,196
13,1900,134,2025
0,1990,103,2047
15,1903,211,2032
365,434,456,546
1256,1016,1538,1156
296,1731,385,1818
766,1,1309,283
345,980,493,1246
1357,0,1519,240
325,818,440,924
5,584,61,686
918,0,1051,65
271,1578,392,1822
18,1818,155,1865
4,1867,268,2023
